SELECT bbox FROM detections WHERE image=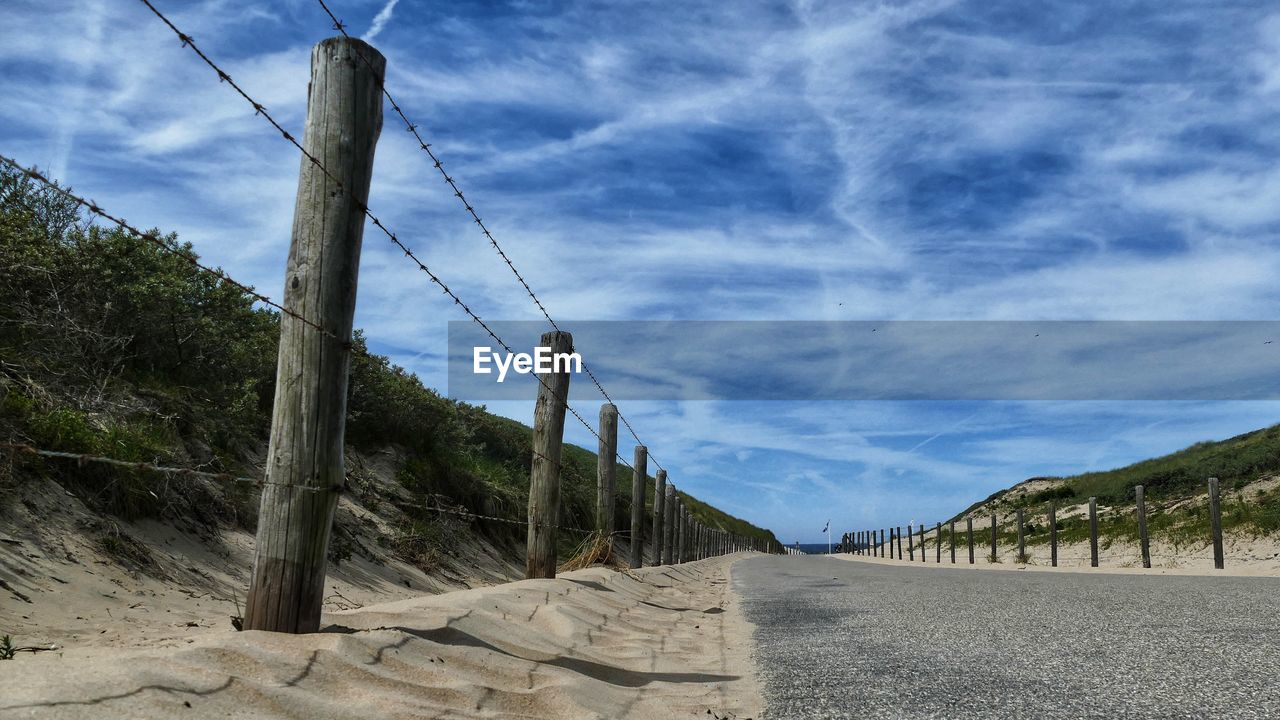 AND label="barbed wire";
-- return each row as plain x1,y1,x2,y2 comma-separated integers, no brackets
2,442,612,536
135,0,640,476
0,442,337,493
0,154,340,342
309,0,663,473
